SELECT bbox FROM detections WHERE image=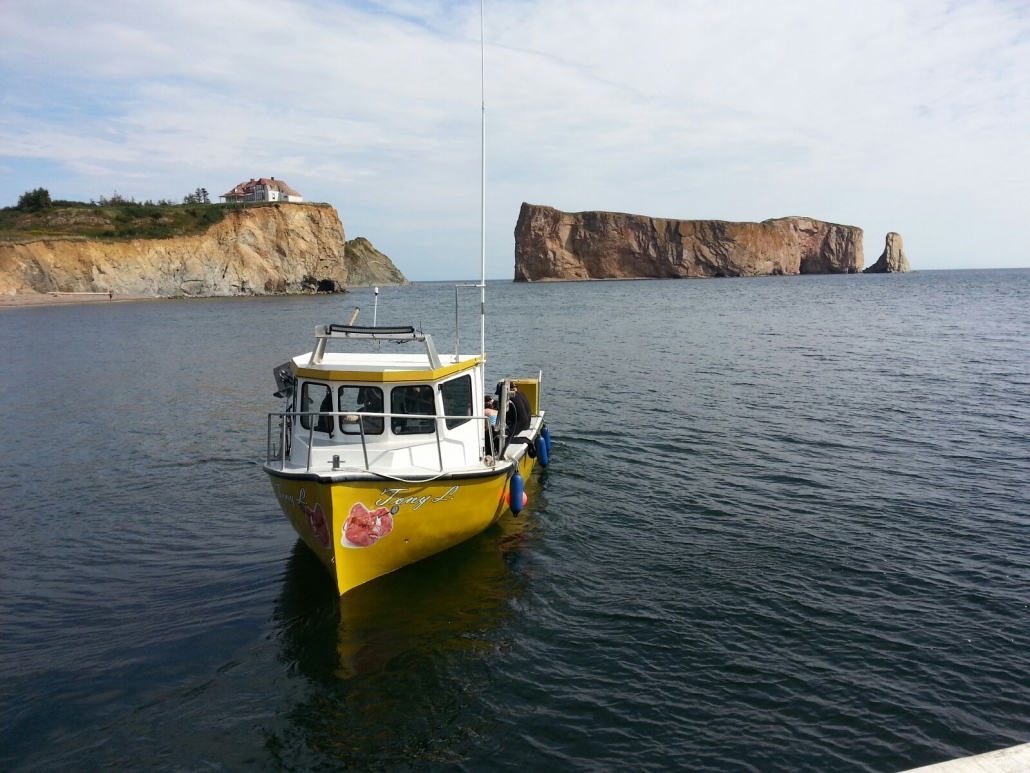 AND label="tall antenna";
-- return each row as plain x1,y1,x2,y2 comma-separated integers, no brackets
479,0,487,391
